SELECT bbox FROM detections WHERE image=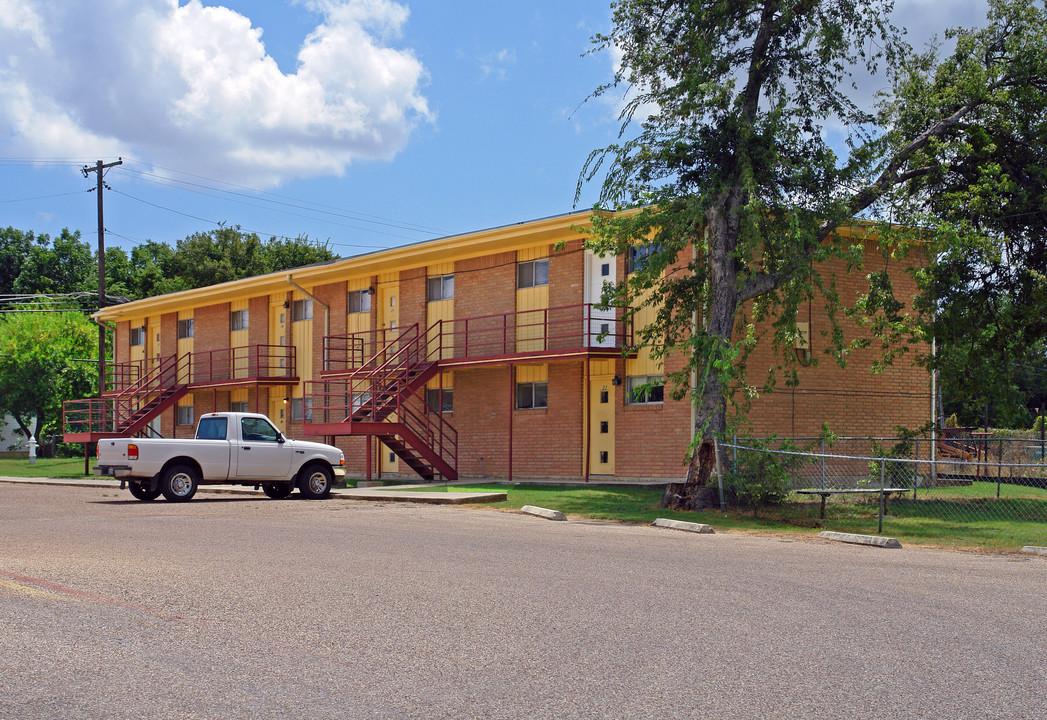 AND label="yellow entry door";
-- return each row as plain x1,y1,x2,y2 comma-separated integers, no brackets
589,374,615,474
